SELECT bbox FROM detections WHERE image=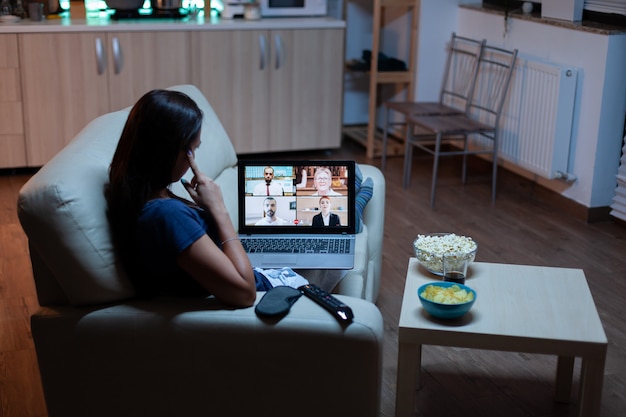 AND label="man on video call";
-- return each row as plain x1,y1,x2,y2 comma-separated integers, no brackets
255,197,289,225
253,166,285,196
